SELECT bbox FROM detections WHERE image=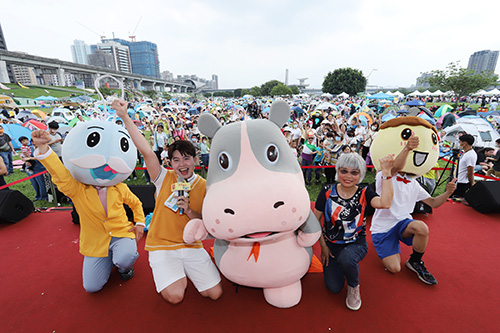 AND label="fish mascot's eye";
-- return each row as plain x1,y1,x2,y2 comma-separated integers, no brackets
87,132,101,147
